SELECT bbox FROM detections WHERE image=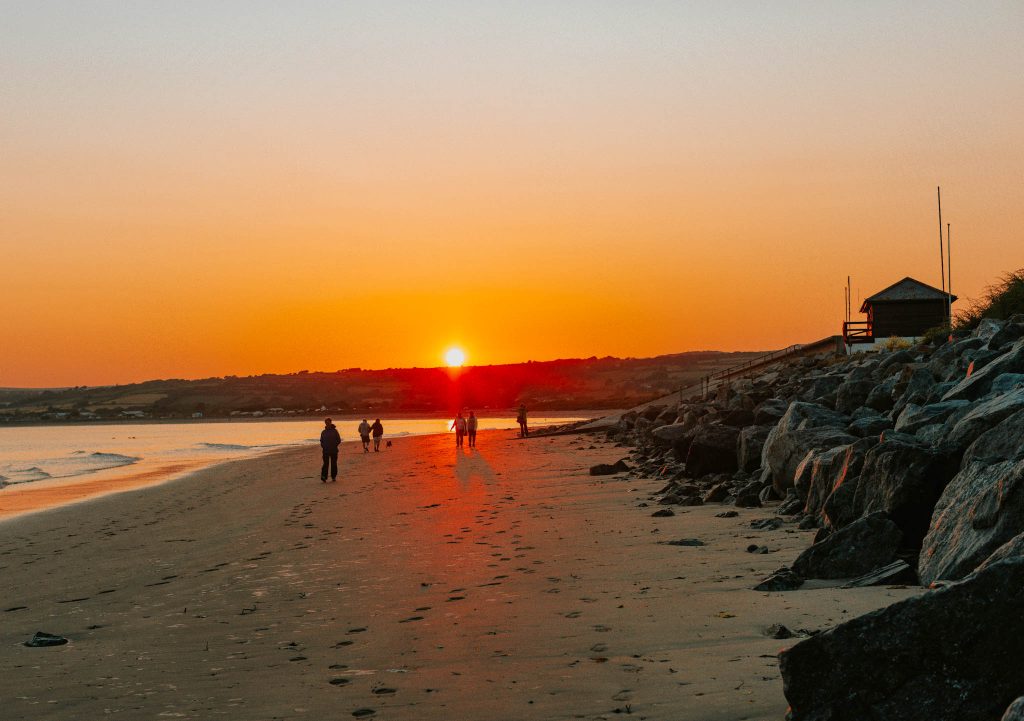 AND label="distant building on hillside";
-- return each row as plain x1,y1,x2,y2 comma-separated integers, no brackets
844,276,955,351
